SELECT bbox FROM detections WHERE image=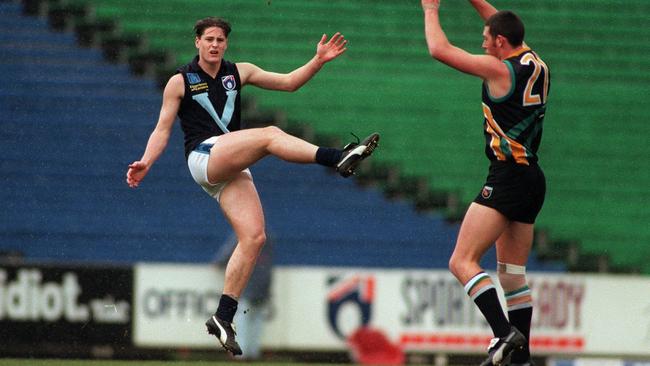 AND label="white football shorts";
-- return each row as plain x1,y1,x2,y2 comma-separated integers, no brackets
187,136,252,202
